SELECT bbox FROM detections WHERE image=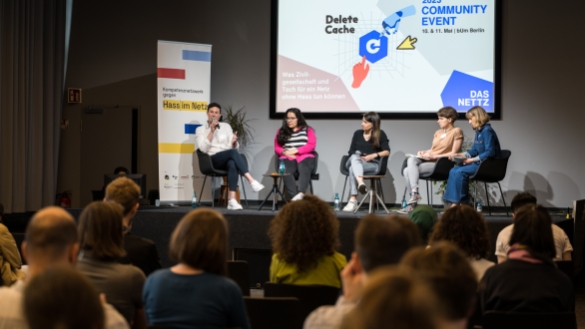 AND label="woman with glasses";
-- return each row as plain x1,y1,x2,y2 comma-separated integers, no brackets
343,112,390,212
274,108,316,201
